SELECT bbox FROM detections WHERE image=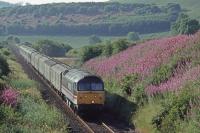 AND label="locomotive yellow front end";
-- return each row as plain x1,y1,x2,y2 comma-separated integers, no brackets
77,76,105,111
77,91,105,105
62,69,105,112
